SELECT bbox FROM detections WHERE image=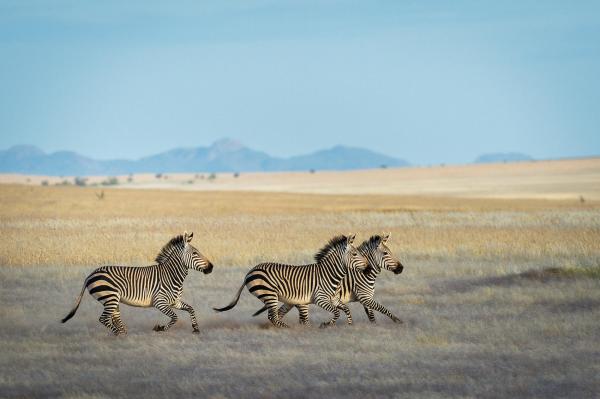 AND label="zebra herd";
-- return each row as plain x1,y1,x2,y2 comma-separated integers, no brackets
62,231,404,335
